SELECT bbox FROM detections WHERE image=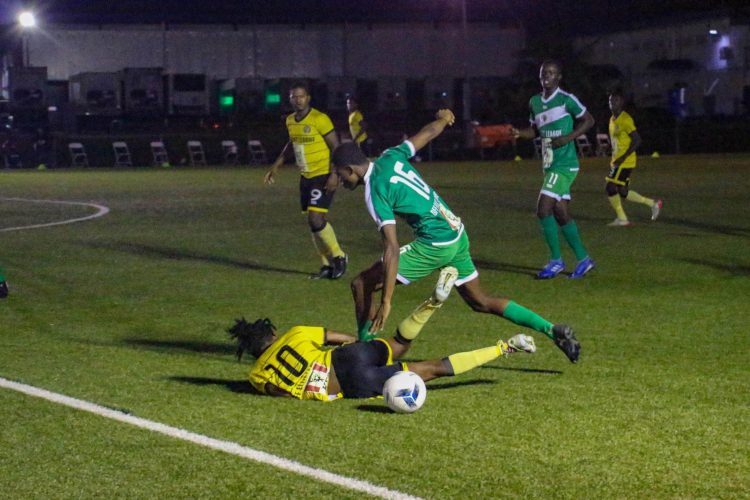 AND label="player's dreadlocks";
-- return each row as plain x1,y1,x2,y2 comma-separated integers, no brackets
227,317,276,360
